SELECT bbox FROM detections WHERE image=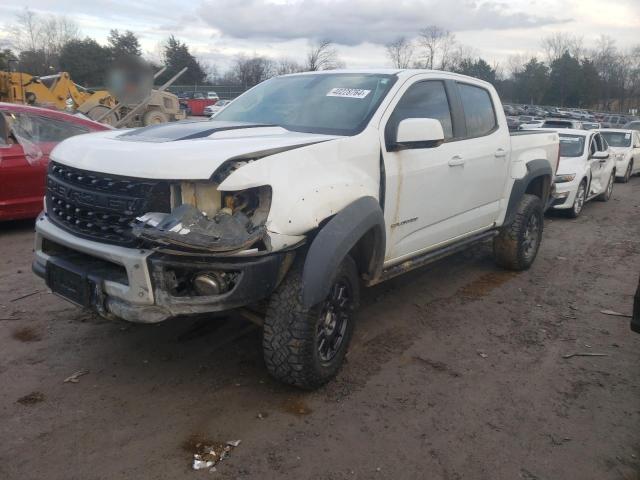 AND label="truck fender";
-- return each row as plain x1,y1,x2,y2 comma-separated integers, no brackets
504,159,552,225
302,196,385,308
